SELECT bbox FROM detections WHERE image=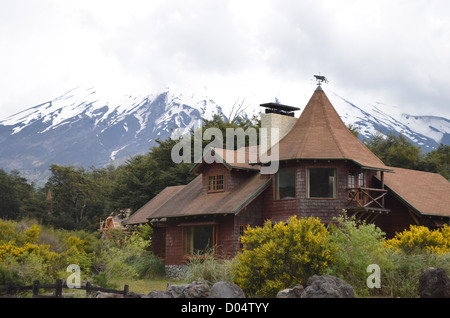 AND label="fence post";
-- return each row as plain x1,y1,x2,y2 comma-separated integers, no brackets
7,282,15,295
32,280,40,297
123,285,129,297
86,281,92,297
55,279,63,298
